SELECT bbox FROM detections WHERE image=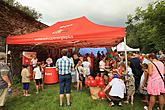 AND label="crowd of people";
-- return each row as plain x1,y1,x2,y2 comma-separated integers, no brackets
0,49,165,110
